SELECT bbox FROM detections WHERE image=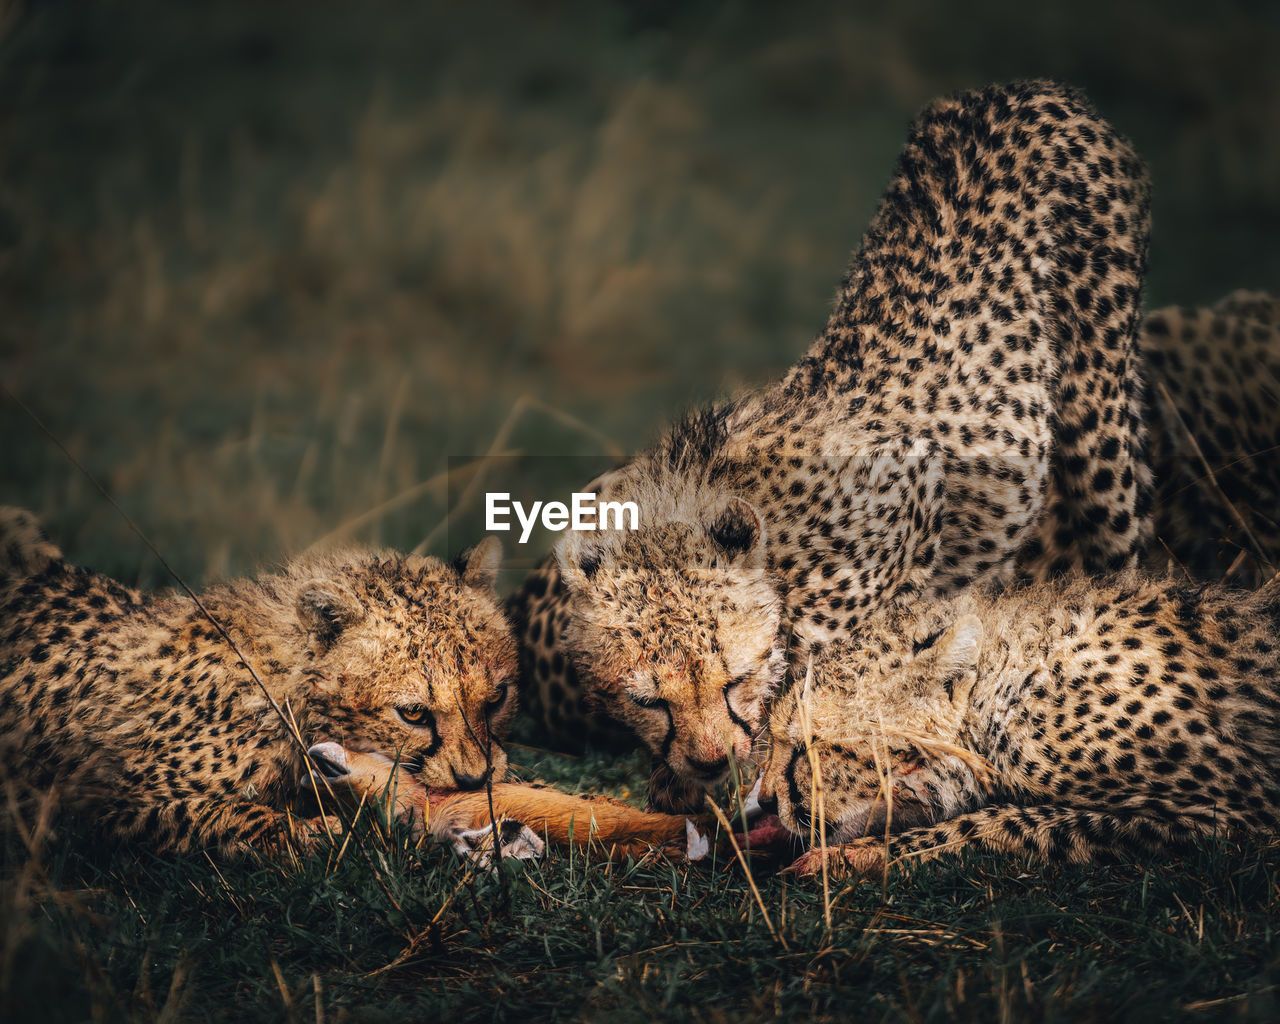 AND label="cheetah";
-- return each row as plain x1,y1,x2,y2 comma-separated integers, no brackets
0,507,518,857
521,80,1155,810
515,291,1280,758
758,571,1280,879
1142,291,1280,584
